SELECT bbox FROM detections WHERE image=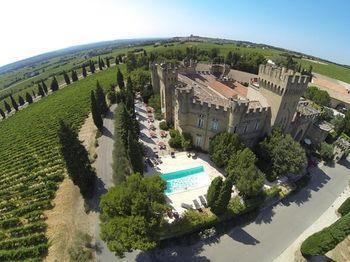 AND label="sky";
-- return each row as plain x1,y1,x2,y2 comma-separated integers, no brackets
0,0,349,67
